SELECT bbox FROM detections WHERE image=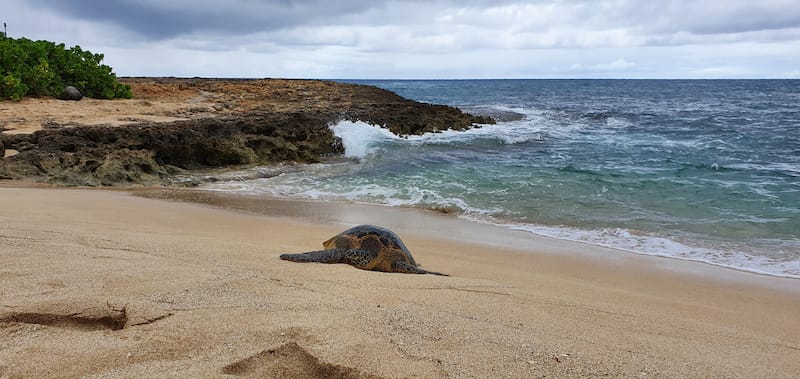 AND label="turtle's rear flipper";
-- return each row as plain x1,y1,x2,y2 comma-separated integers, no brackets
280,249,346,264
393,261,449,276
